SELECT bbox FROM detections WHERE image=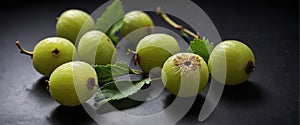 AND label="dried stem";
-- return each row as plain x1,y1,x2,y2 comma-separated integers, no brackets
156,7,200,39
127,49,139,66
16,41,33,57
127,49,137,55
